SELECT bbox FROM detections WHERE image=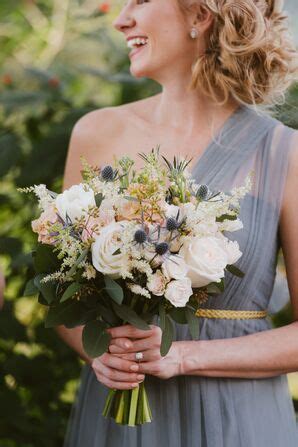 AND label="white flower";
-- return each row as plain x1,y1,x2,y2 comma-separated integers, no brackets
164,278,193,307
161,254,189,281
179,236,229,287
55,183,96,222
91,221,129,279
214,234,242,265
219,218,243,232
147,270,168,296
